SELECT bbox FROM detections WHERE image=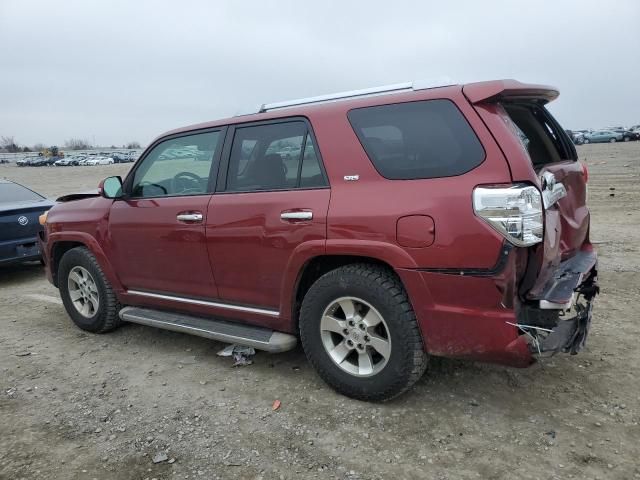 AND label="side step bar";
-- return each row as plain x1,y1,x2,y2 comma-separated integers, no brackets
119,307,297,353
